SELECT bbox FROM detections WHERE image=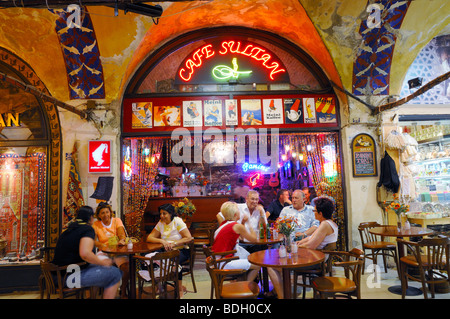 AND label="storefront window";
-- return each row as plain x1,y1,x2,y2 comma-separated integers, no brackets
0,66,48,261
